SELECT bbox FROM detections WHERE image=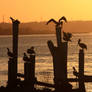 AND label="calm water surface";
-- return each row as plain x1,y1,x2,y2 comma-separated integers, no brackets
0,33,92,91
